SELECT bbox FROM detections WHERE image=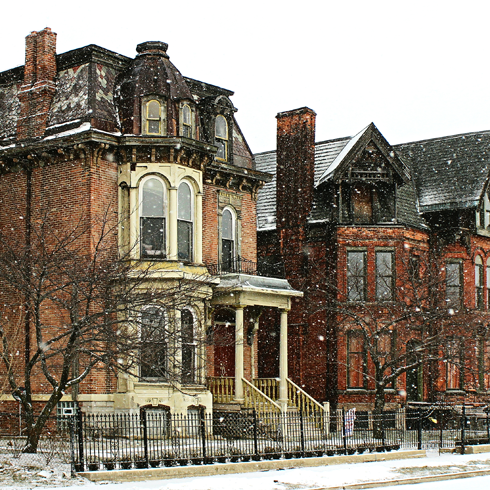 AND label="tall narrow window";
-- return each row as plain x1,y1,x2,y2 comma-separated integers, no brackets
221,208,235,272
475,256,484,309
446,261,462,310
146,100,162,135
177,181,193,261
347,330,367,389
378,331,393,388
347,250,367,301
446,338,462,390
141,177,166,258
182,104,192,138
215,115,228,161
376,251,394,301
181,309,196,384
140,306,167,379
487,258,490,308
479,337,490,391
